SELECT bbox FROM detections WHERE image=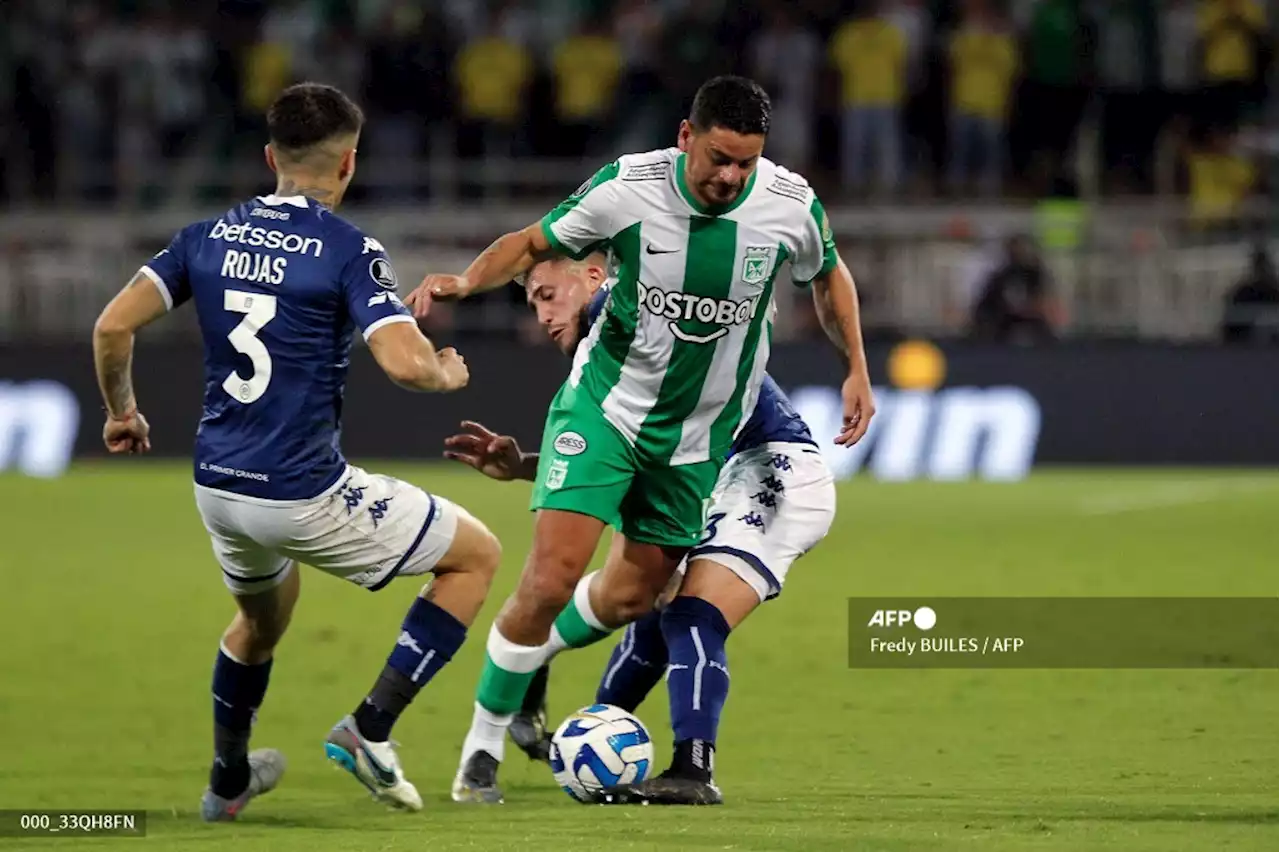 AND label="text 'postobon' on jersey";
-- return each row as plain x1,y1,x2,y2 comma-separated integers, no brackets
541,147,837,467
